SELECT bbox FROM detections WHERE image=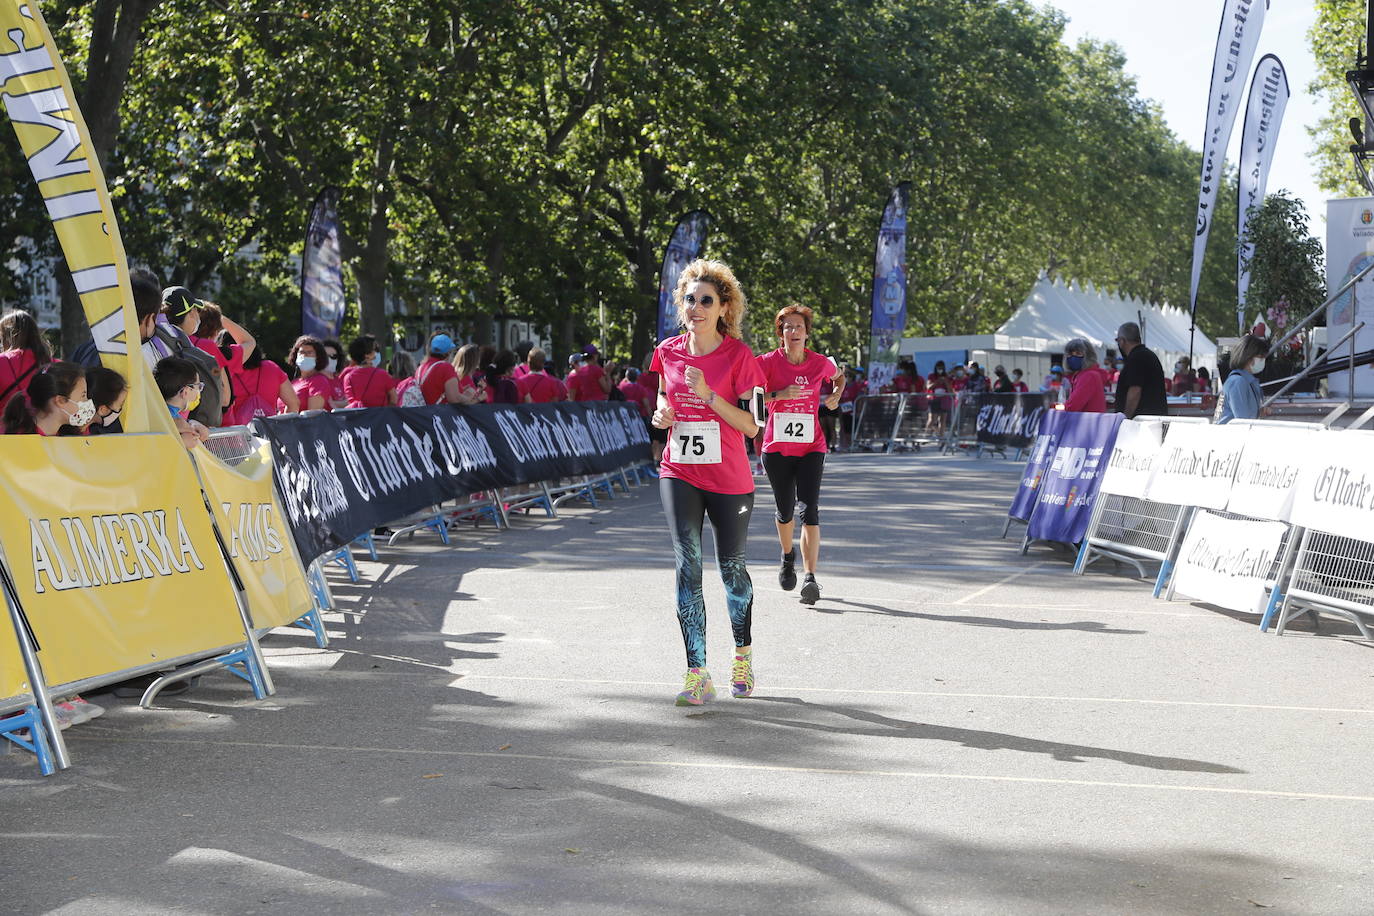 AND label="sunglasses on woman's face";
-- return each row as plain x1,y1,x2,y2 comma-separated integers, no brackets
683,294,716,307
